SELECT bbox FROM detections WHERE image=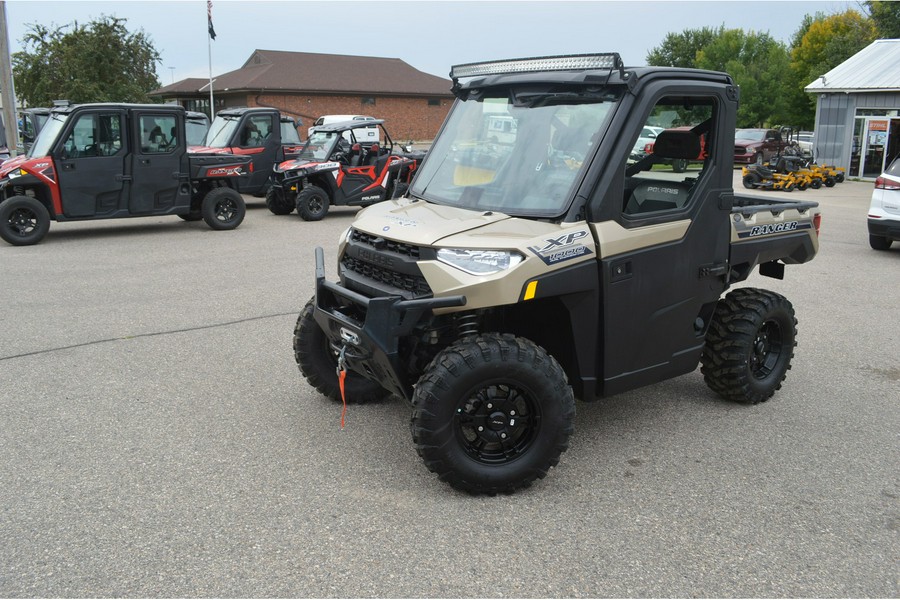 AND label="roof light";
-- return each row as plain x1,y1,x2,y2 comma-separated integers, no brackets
450,53,623,80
